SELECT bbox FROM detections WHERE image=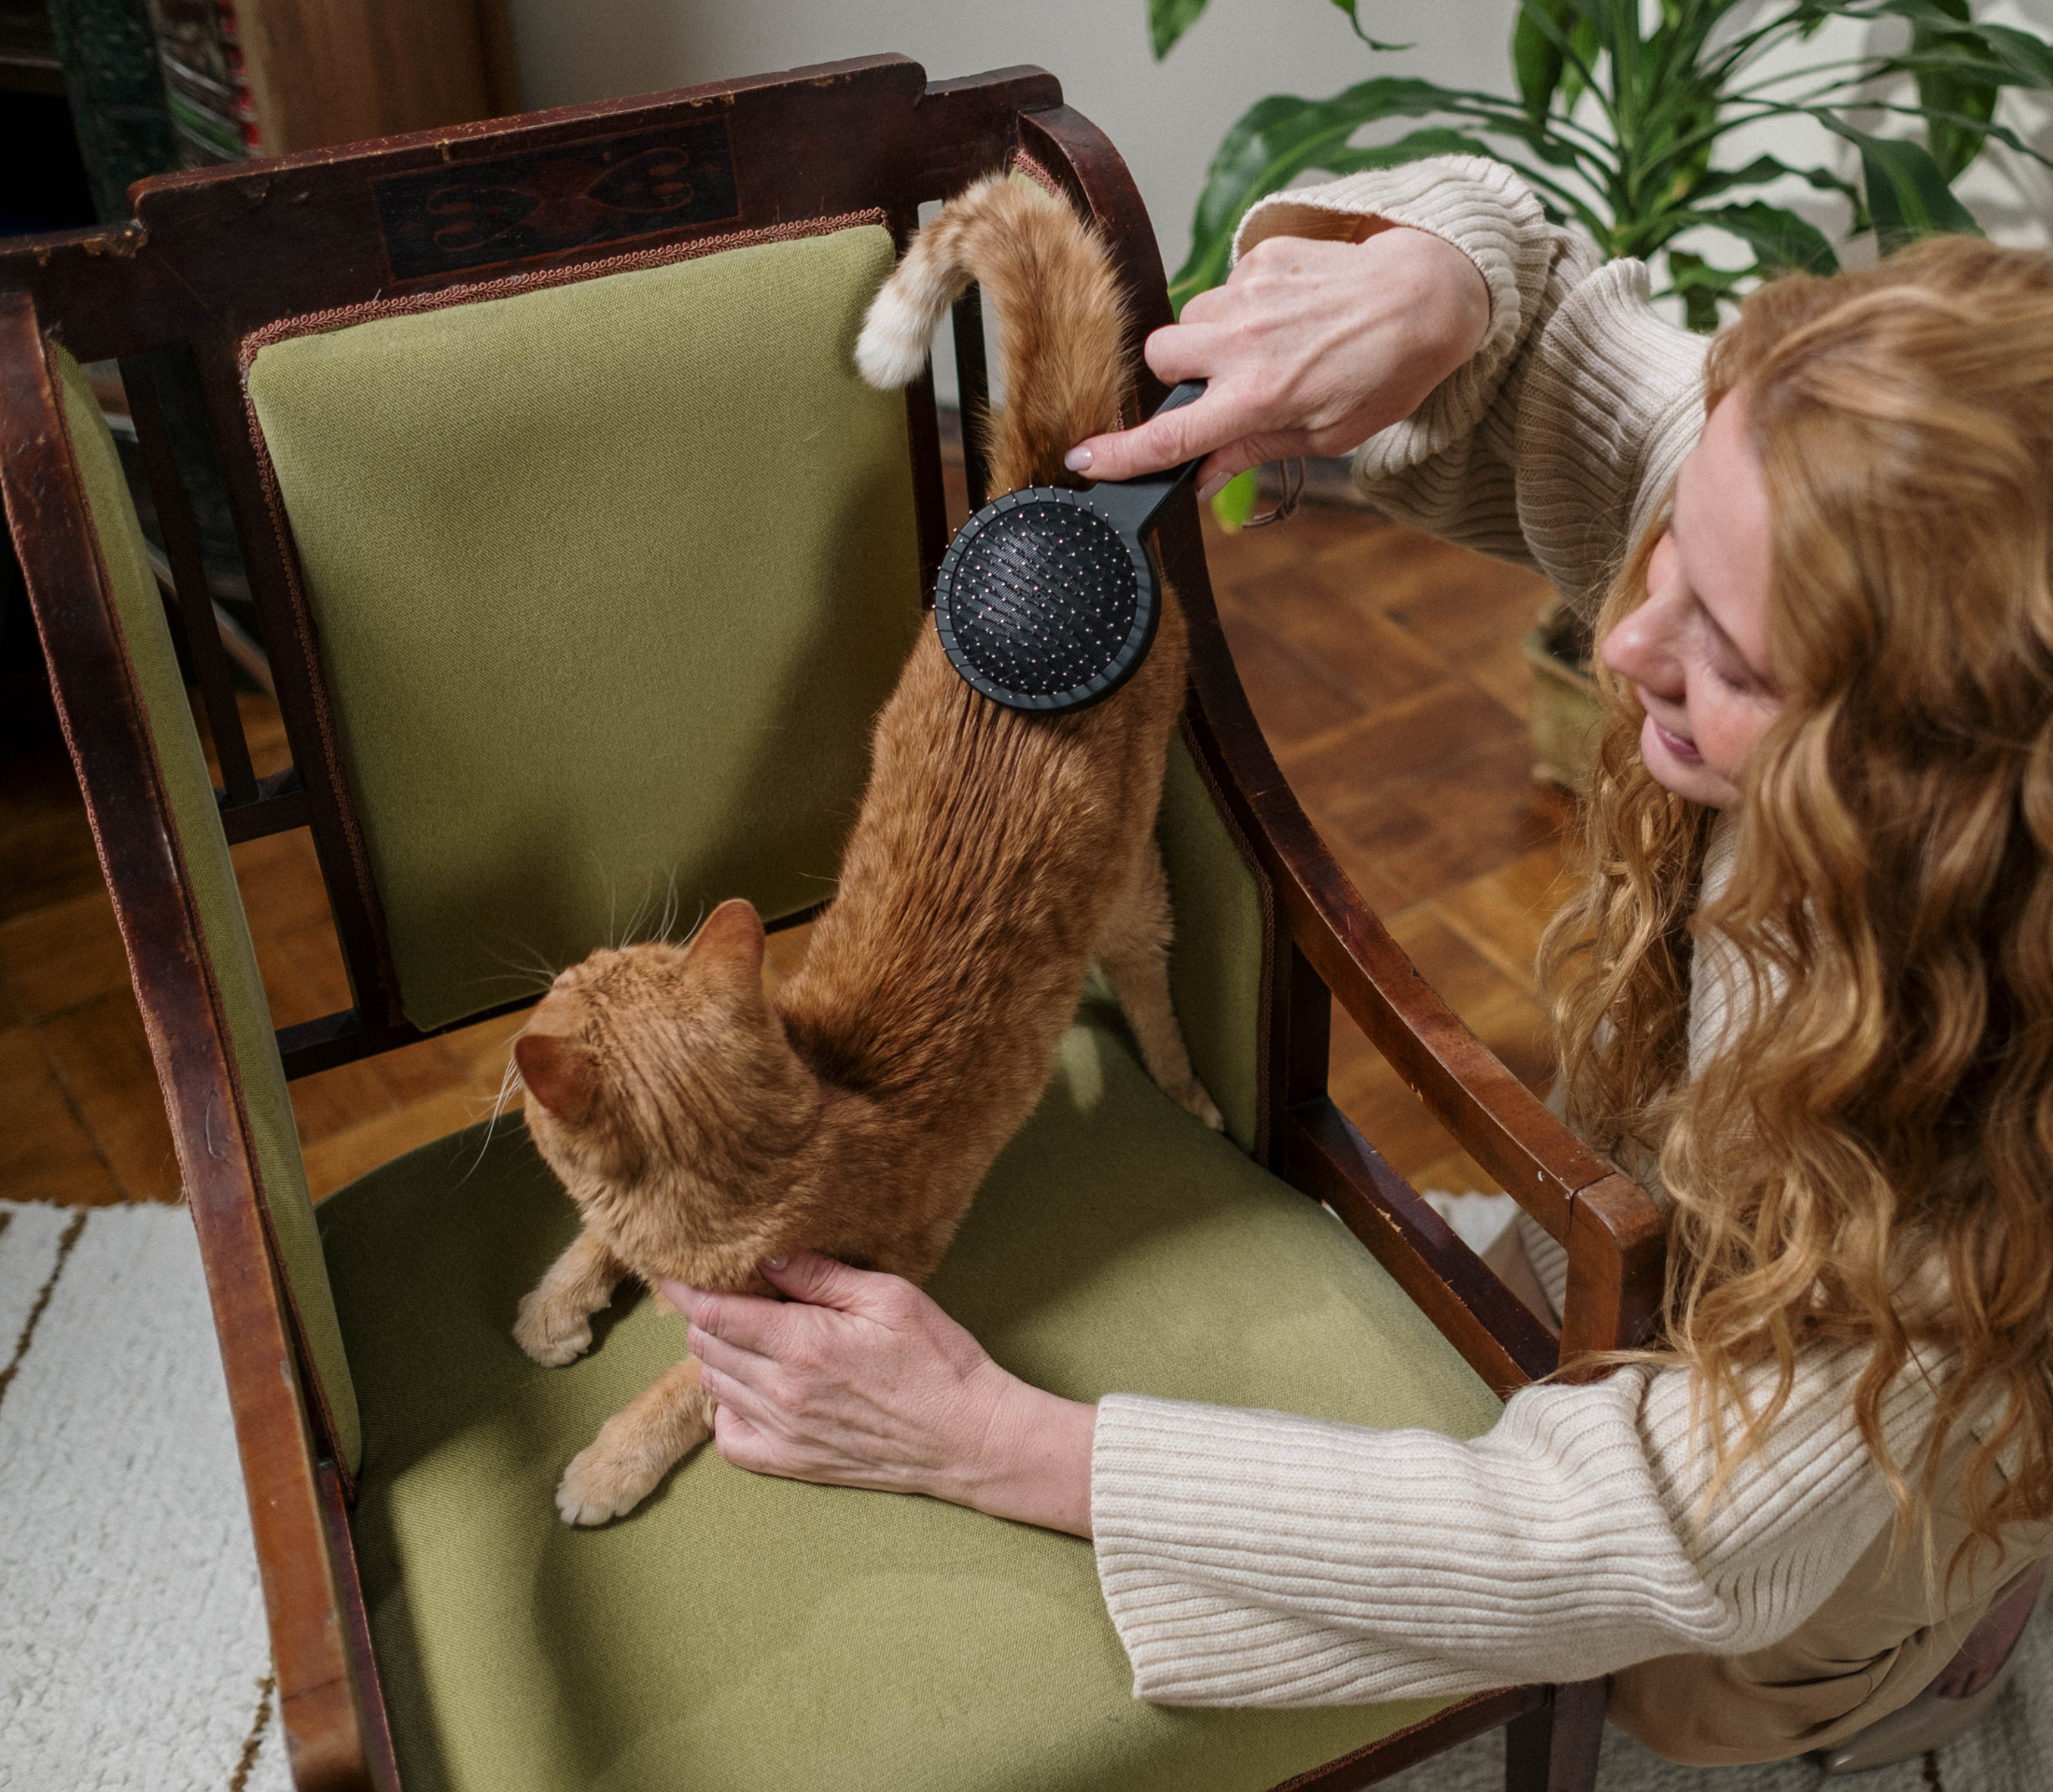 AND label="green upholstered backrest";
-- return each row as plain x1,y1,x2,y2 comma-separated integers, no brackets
244,226,926,1031
1158,731,1265,1155
53,344,363,1470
